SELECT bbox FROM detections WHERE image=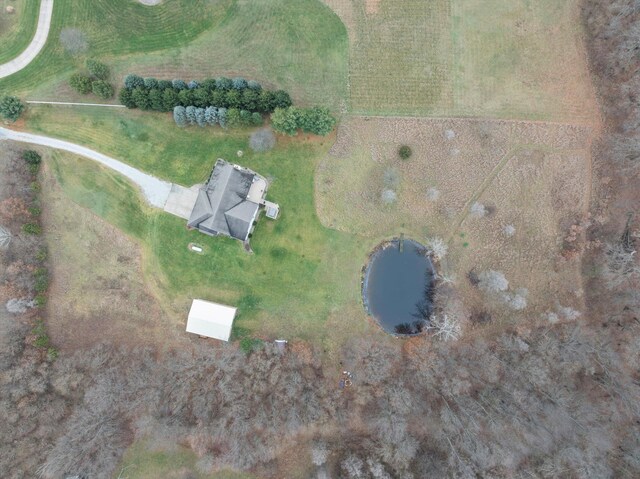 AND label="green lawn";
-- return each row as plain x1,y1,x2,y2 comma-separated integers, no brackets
0,0,348,111
42,106,370,342
0,0,222,95
117,441,256,479
0,0,41,64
